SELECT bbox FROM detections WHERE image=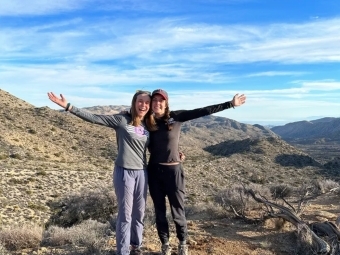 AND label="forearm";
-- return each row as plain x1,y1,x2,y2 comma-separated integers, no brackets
69,106,114,127
177,101,233,121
